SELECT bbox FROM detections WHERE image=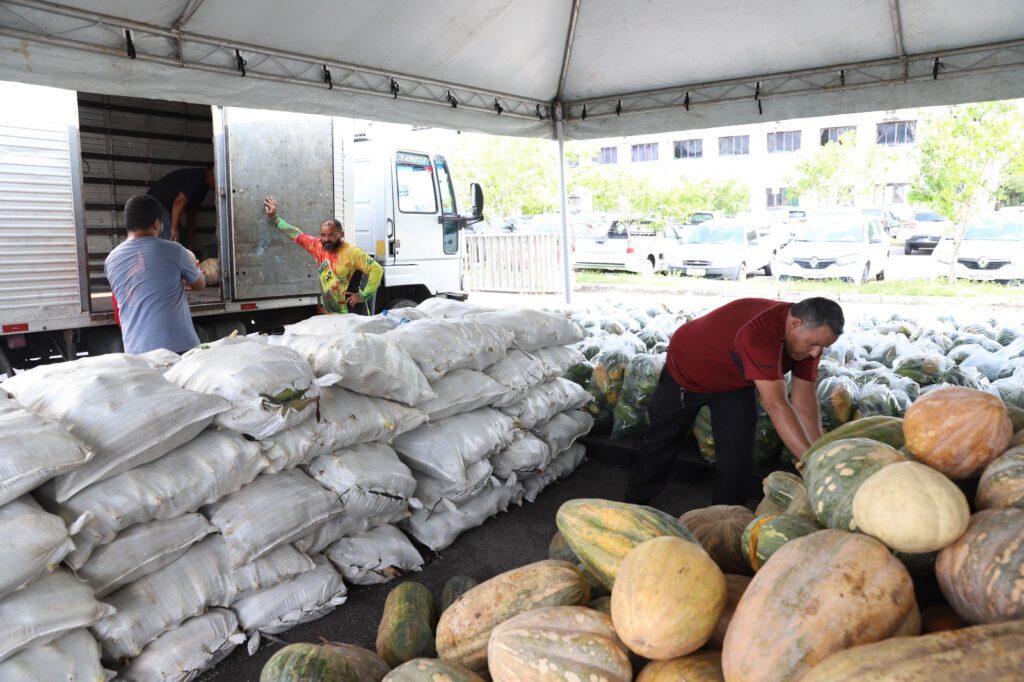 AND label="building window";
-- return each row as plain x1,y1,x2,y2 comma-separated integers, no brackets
597,146,617,165
885,182,909,205
673,139,703,159
718,135,749,156
767,130,801,153
766,187,795,208
820,125,856,145
877,120,916,145
631,143,659,162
